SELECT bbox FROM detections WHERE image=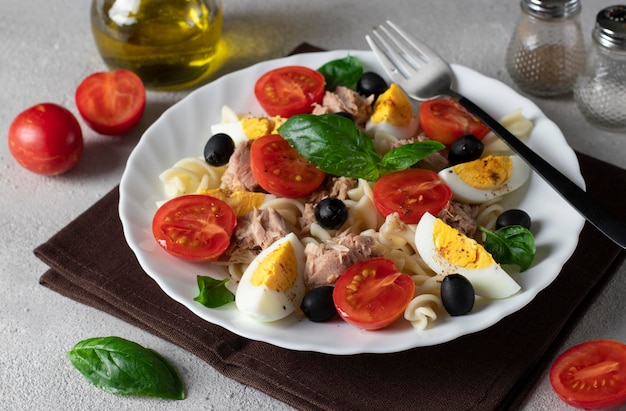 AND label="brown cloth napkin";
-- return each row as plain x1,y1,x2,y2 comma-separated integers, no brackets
35,44,626,411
